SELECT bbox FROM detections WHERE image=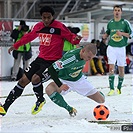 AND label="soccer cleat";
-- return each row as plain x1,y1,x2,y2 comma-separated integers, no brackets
117,89,121,95
31,100,46,115
0,104,6,116
69,107,77,117
107,90,115,96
